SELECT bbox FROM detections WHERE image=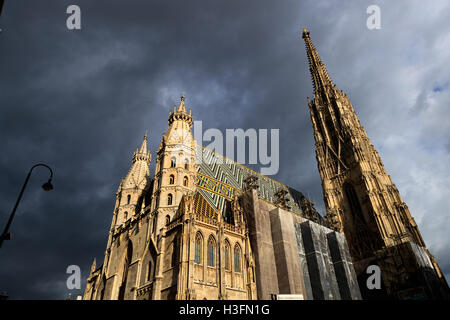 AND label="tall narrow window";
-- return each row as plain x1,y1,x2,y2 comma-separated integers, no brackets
171,157,176,168
167,193,173,205
234,245,241,273
147,261,152,281
224,243,230,271
169,174,175,184
118,241,133,300
124,211,128,221
184,159,189,170
224,200,234,224
344,183,364,221
127,194,131,204
195,234,202,264
165,215,170,225
172,237,178,267
207,236,215,267
152,216,157,233
183,176,188,187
